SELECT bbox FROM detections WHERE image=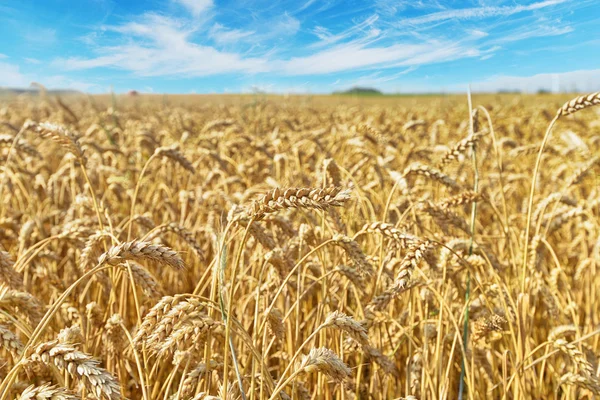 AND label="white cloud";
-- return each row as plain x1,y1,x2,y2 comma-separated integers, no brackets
310,15,379,48
53,14,269,77
0,62,30,87
24,57,41,64
492,25,573,43
0,61,96,92
174,0,213,16
296,0,318,13
335,66,418,88
399,0,569,25
468,29,488,38
0,53,7,59
209,23,255,44
281,41,478,75
266,13,300,39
